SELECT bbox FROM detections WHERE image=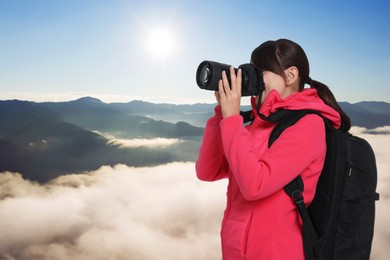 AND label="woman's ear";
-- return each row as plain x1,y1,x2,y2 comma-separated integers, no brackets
285,66,299,86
